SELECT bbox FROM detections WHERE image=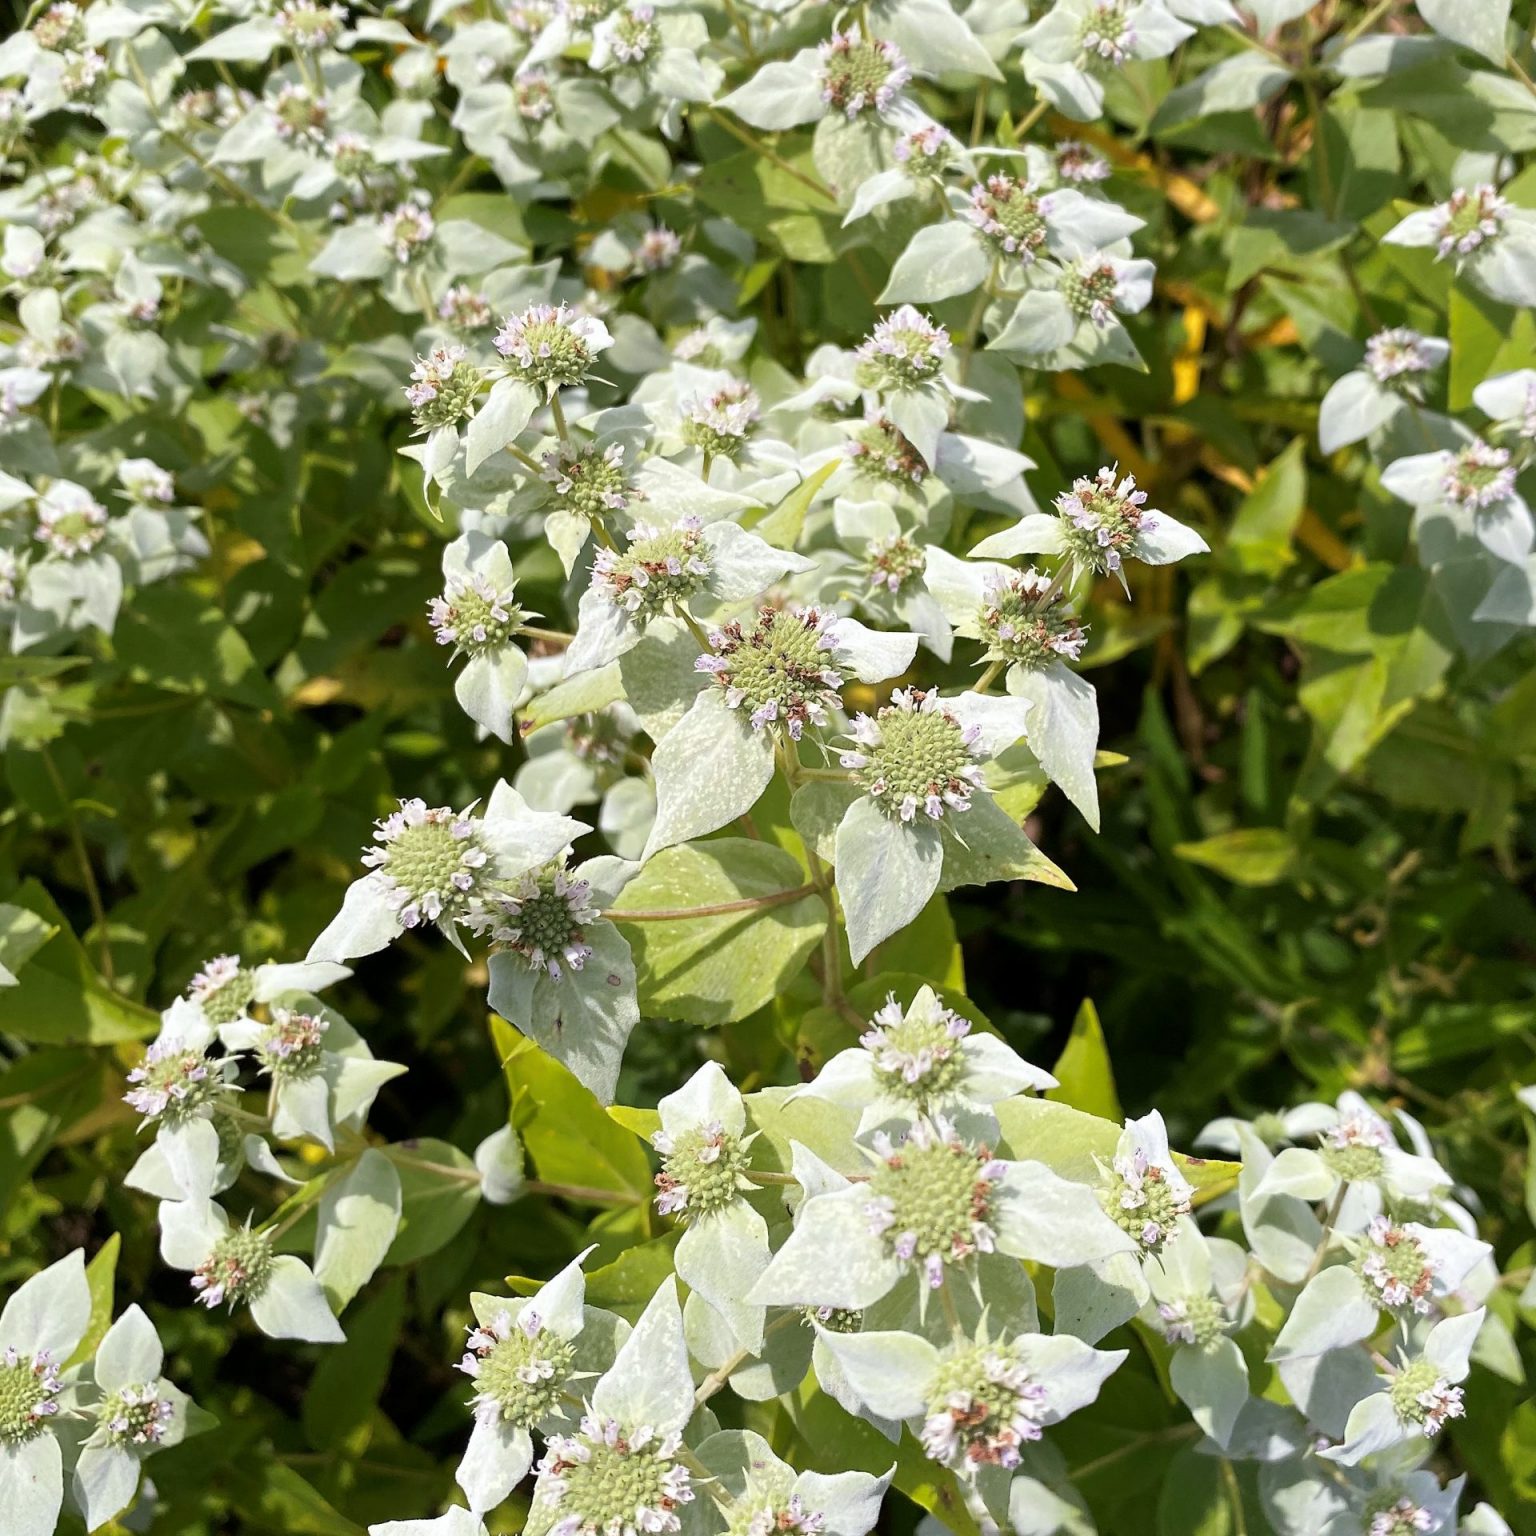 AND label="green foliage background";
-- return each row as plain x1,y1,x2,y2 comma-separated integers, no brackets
5,0,1536,1529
